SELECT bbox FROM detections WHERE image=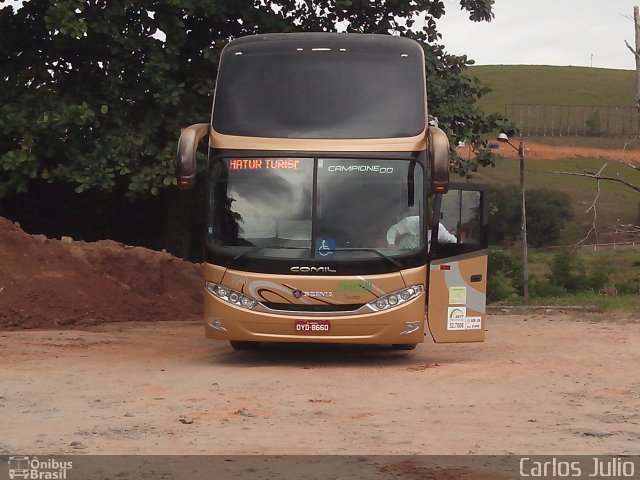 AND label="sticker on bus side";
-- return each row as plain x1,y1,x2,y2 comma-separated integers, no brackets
447,307,466,331
446,308,482,331
448,286,466,305
465,316,482,330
